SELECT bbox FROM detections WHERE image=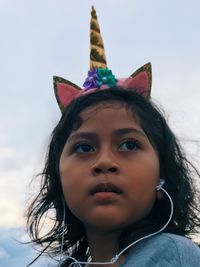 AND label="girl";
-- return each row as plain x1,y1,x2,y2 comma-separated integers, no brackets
26,6,200,267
